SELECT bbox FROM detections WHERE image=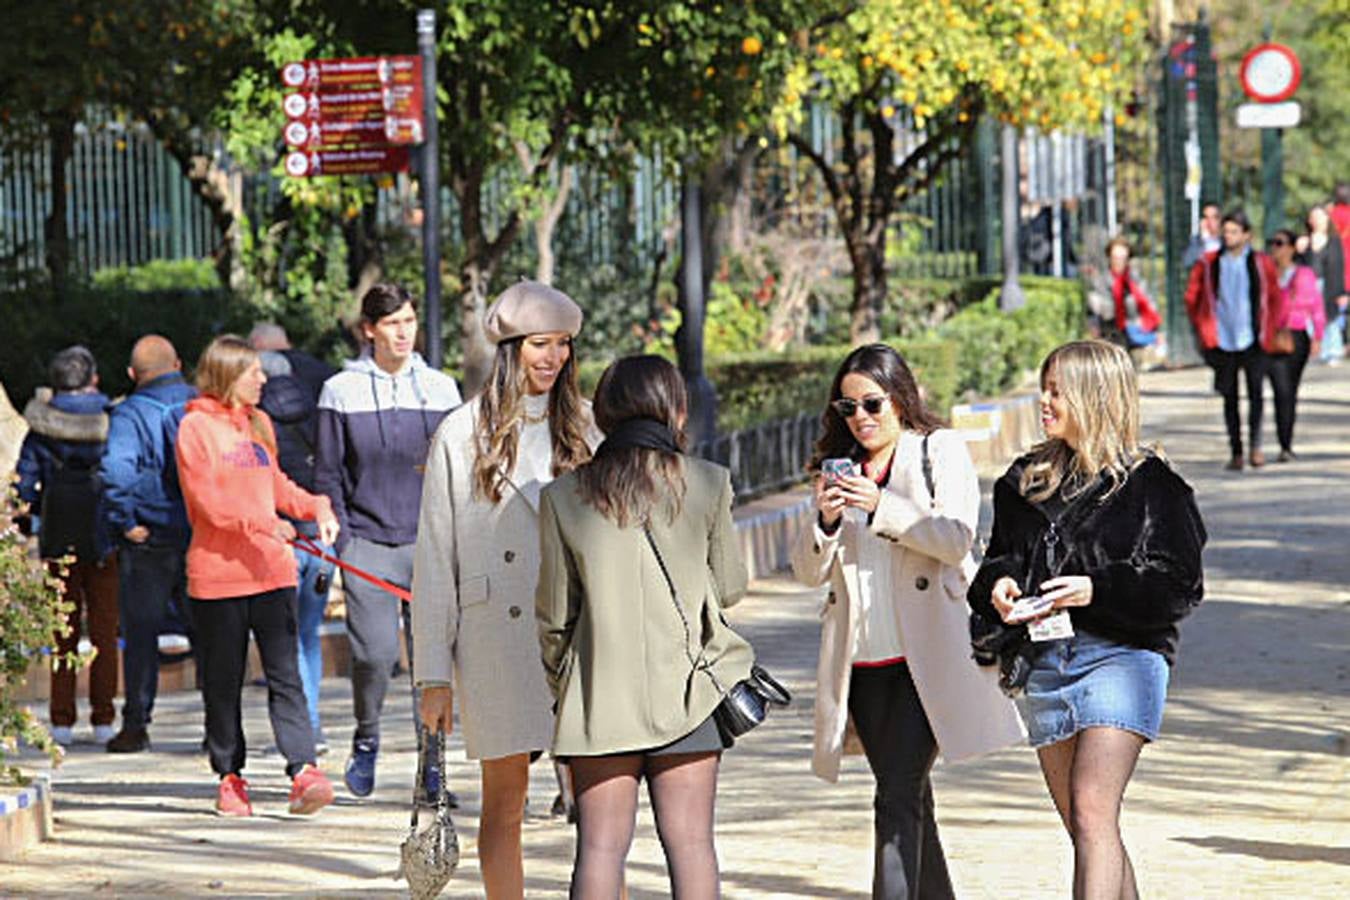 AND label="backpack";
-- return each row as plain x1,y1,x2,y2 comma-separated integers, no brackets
39,453,102,560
